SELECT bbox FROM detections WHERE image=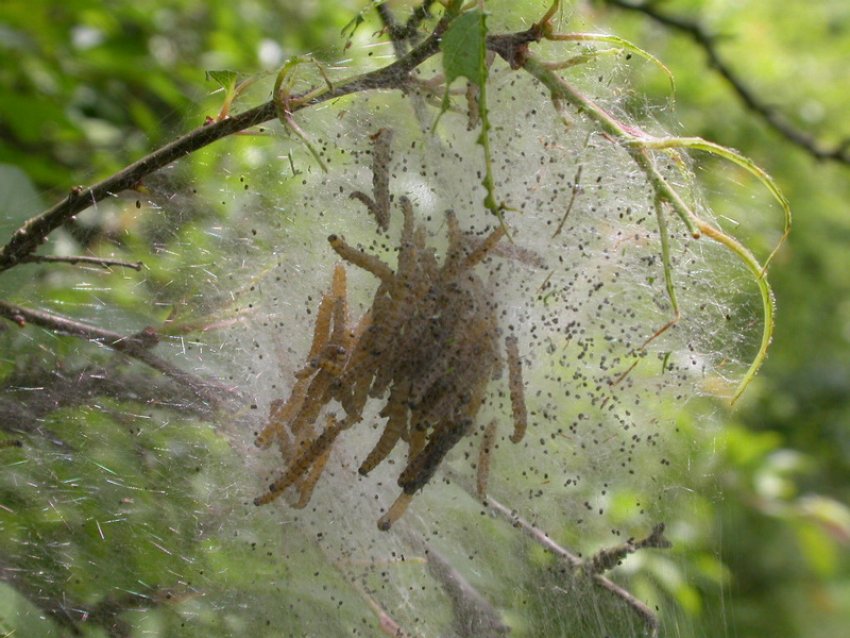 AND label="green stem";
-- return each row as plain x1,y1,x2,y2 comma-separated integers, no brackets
522,53,777,403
